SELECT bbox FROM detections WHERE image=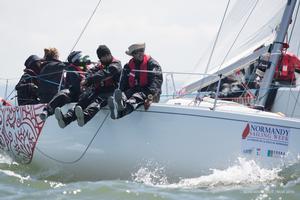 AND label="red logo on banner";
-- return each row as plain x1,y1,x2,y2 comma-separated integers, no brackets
242,123,250,139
